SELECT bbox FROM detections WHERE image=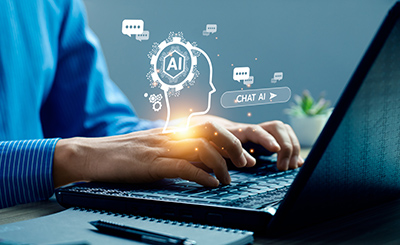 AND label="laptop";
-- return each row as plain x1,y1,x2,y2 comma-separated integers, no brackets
56,1,400,234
